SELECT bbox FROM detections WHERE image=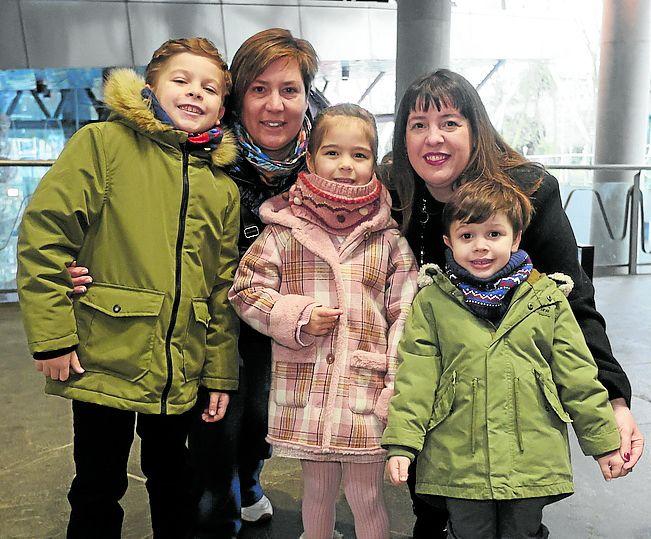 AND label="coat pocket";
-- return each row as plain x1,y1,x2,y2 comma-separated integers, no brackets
272,357,315,408
348,350,387,415
534,370,573,423
182,299,210,382
76,283,164,382
427,370,457,431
